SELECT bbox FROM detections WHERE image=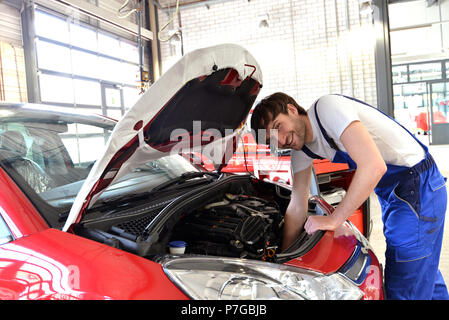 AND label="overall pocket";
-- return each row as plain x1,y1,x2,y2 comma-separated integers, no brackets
428,174,447,213
383,181,420,248
418,169,446,244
